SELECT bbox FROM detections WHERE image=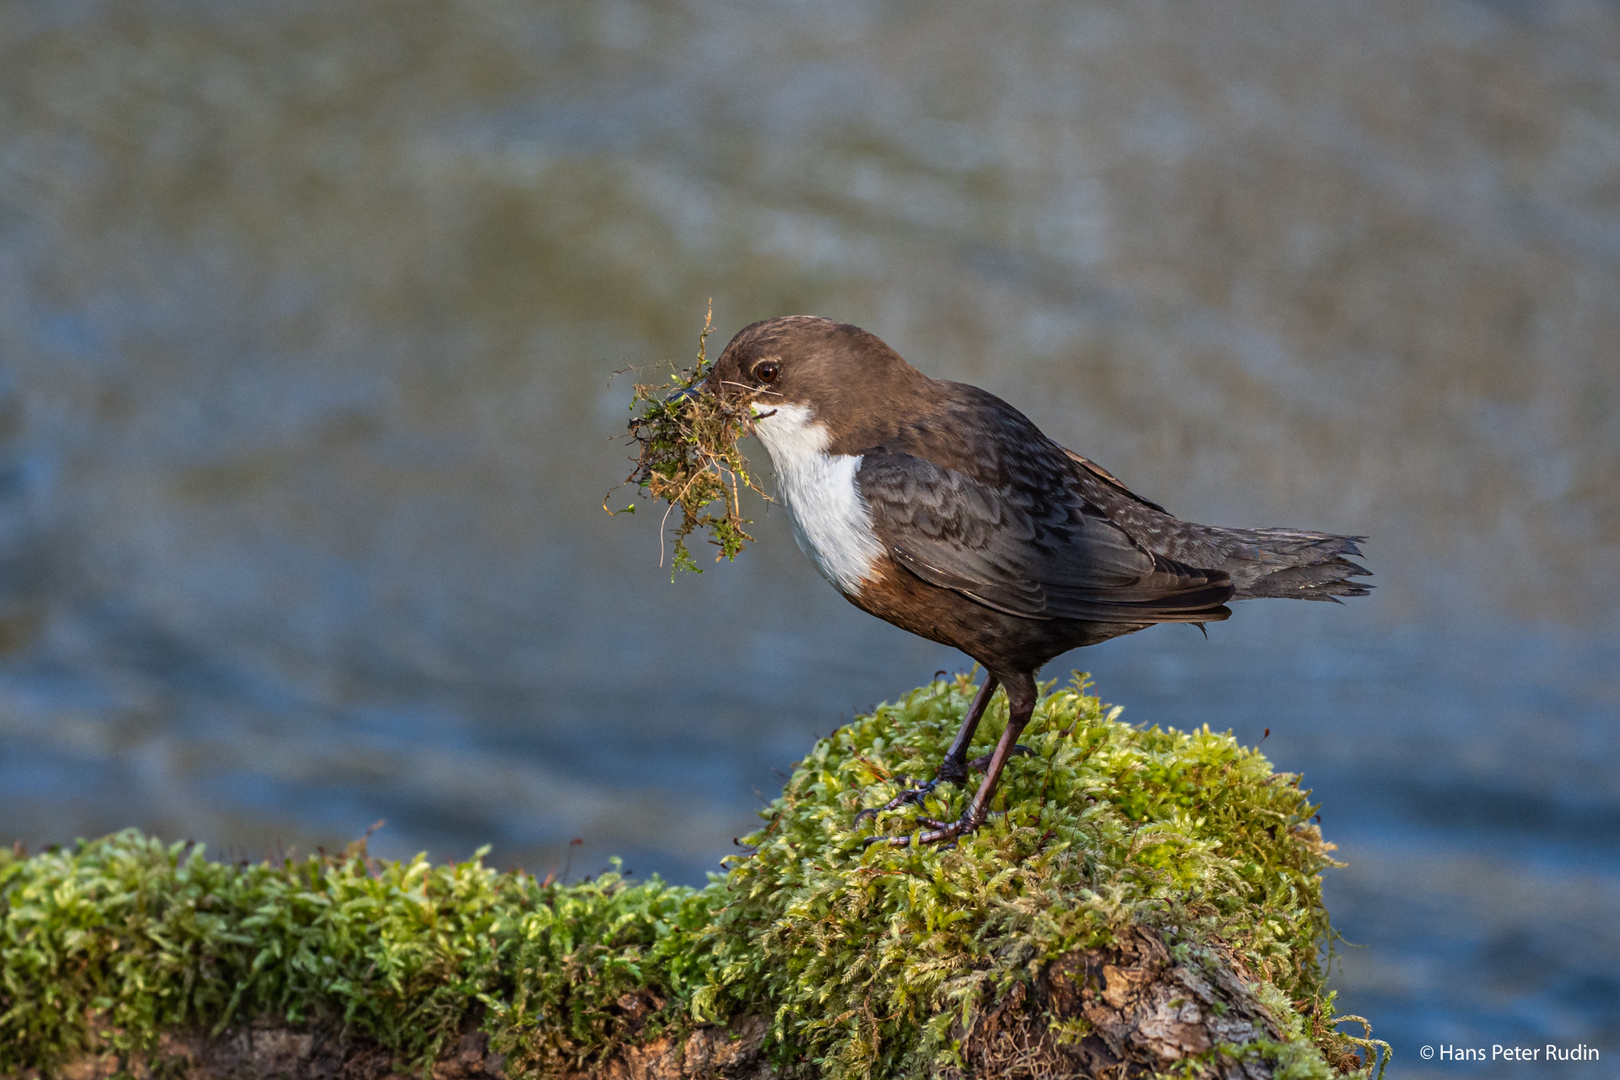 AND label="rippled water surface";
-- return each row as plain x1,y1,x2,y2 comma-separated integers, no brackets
2,1,1618,1073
